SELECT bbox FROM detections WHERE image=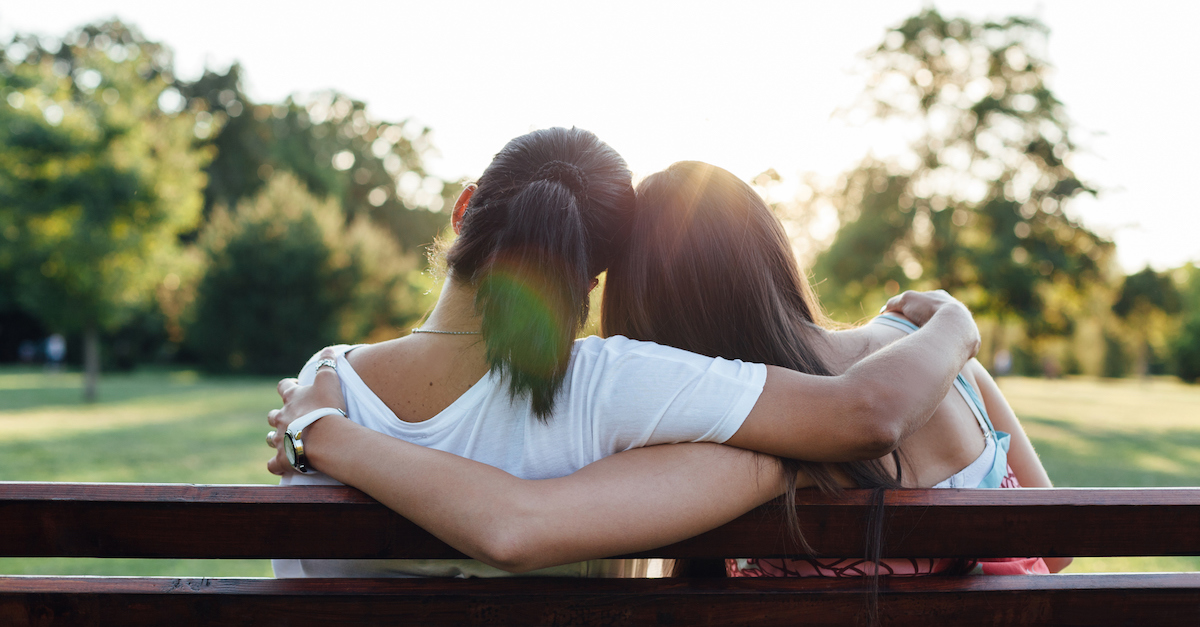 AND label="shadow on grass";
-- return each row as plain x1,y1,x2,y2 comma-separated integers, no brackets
1023,416,1200,488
